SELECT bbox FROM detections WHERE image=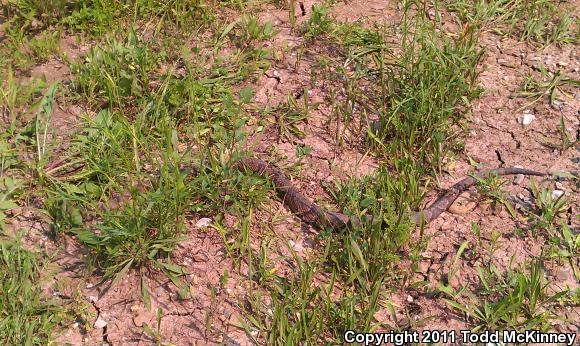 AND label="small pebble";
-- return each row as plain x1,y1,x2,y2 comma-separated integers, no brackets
497,58,516,68
556,269,570,281
513,174,525,185
195,217,212,228
93,316,107,329
406,295,414,303
288,240,305,253
518,113,535,125
552,190,564,199
517,192,530,201
88,296,98,303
